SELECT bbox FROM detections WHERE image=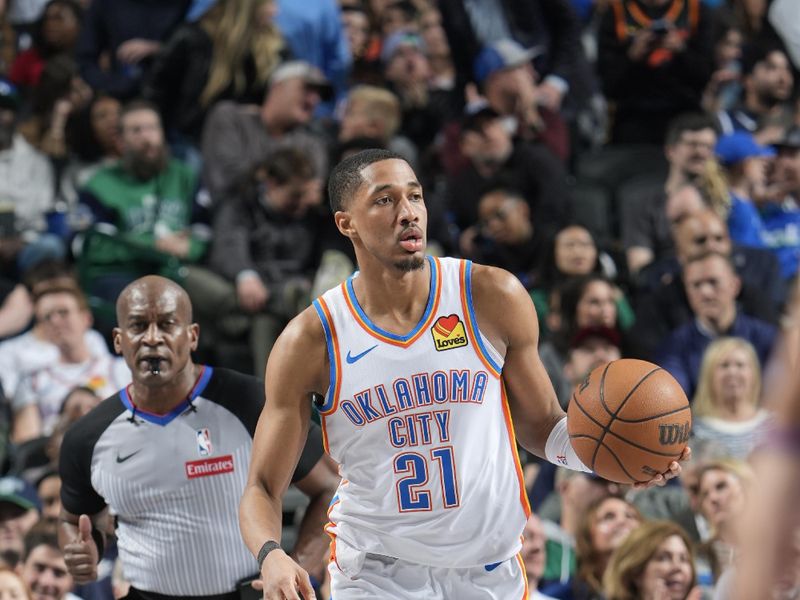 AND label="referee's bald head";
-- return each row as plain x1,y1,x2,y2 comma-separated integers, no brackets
116,275,193,325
